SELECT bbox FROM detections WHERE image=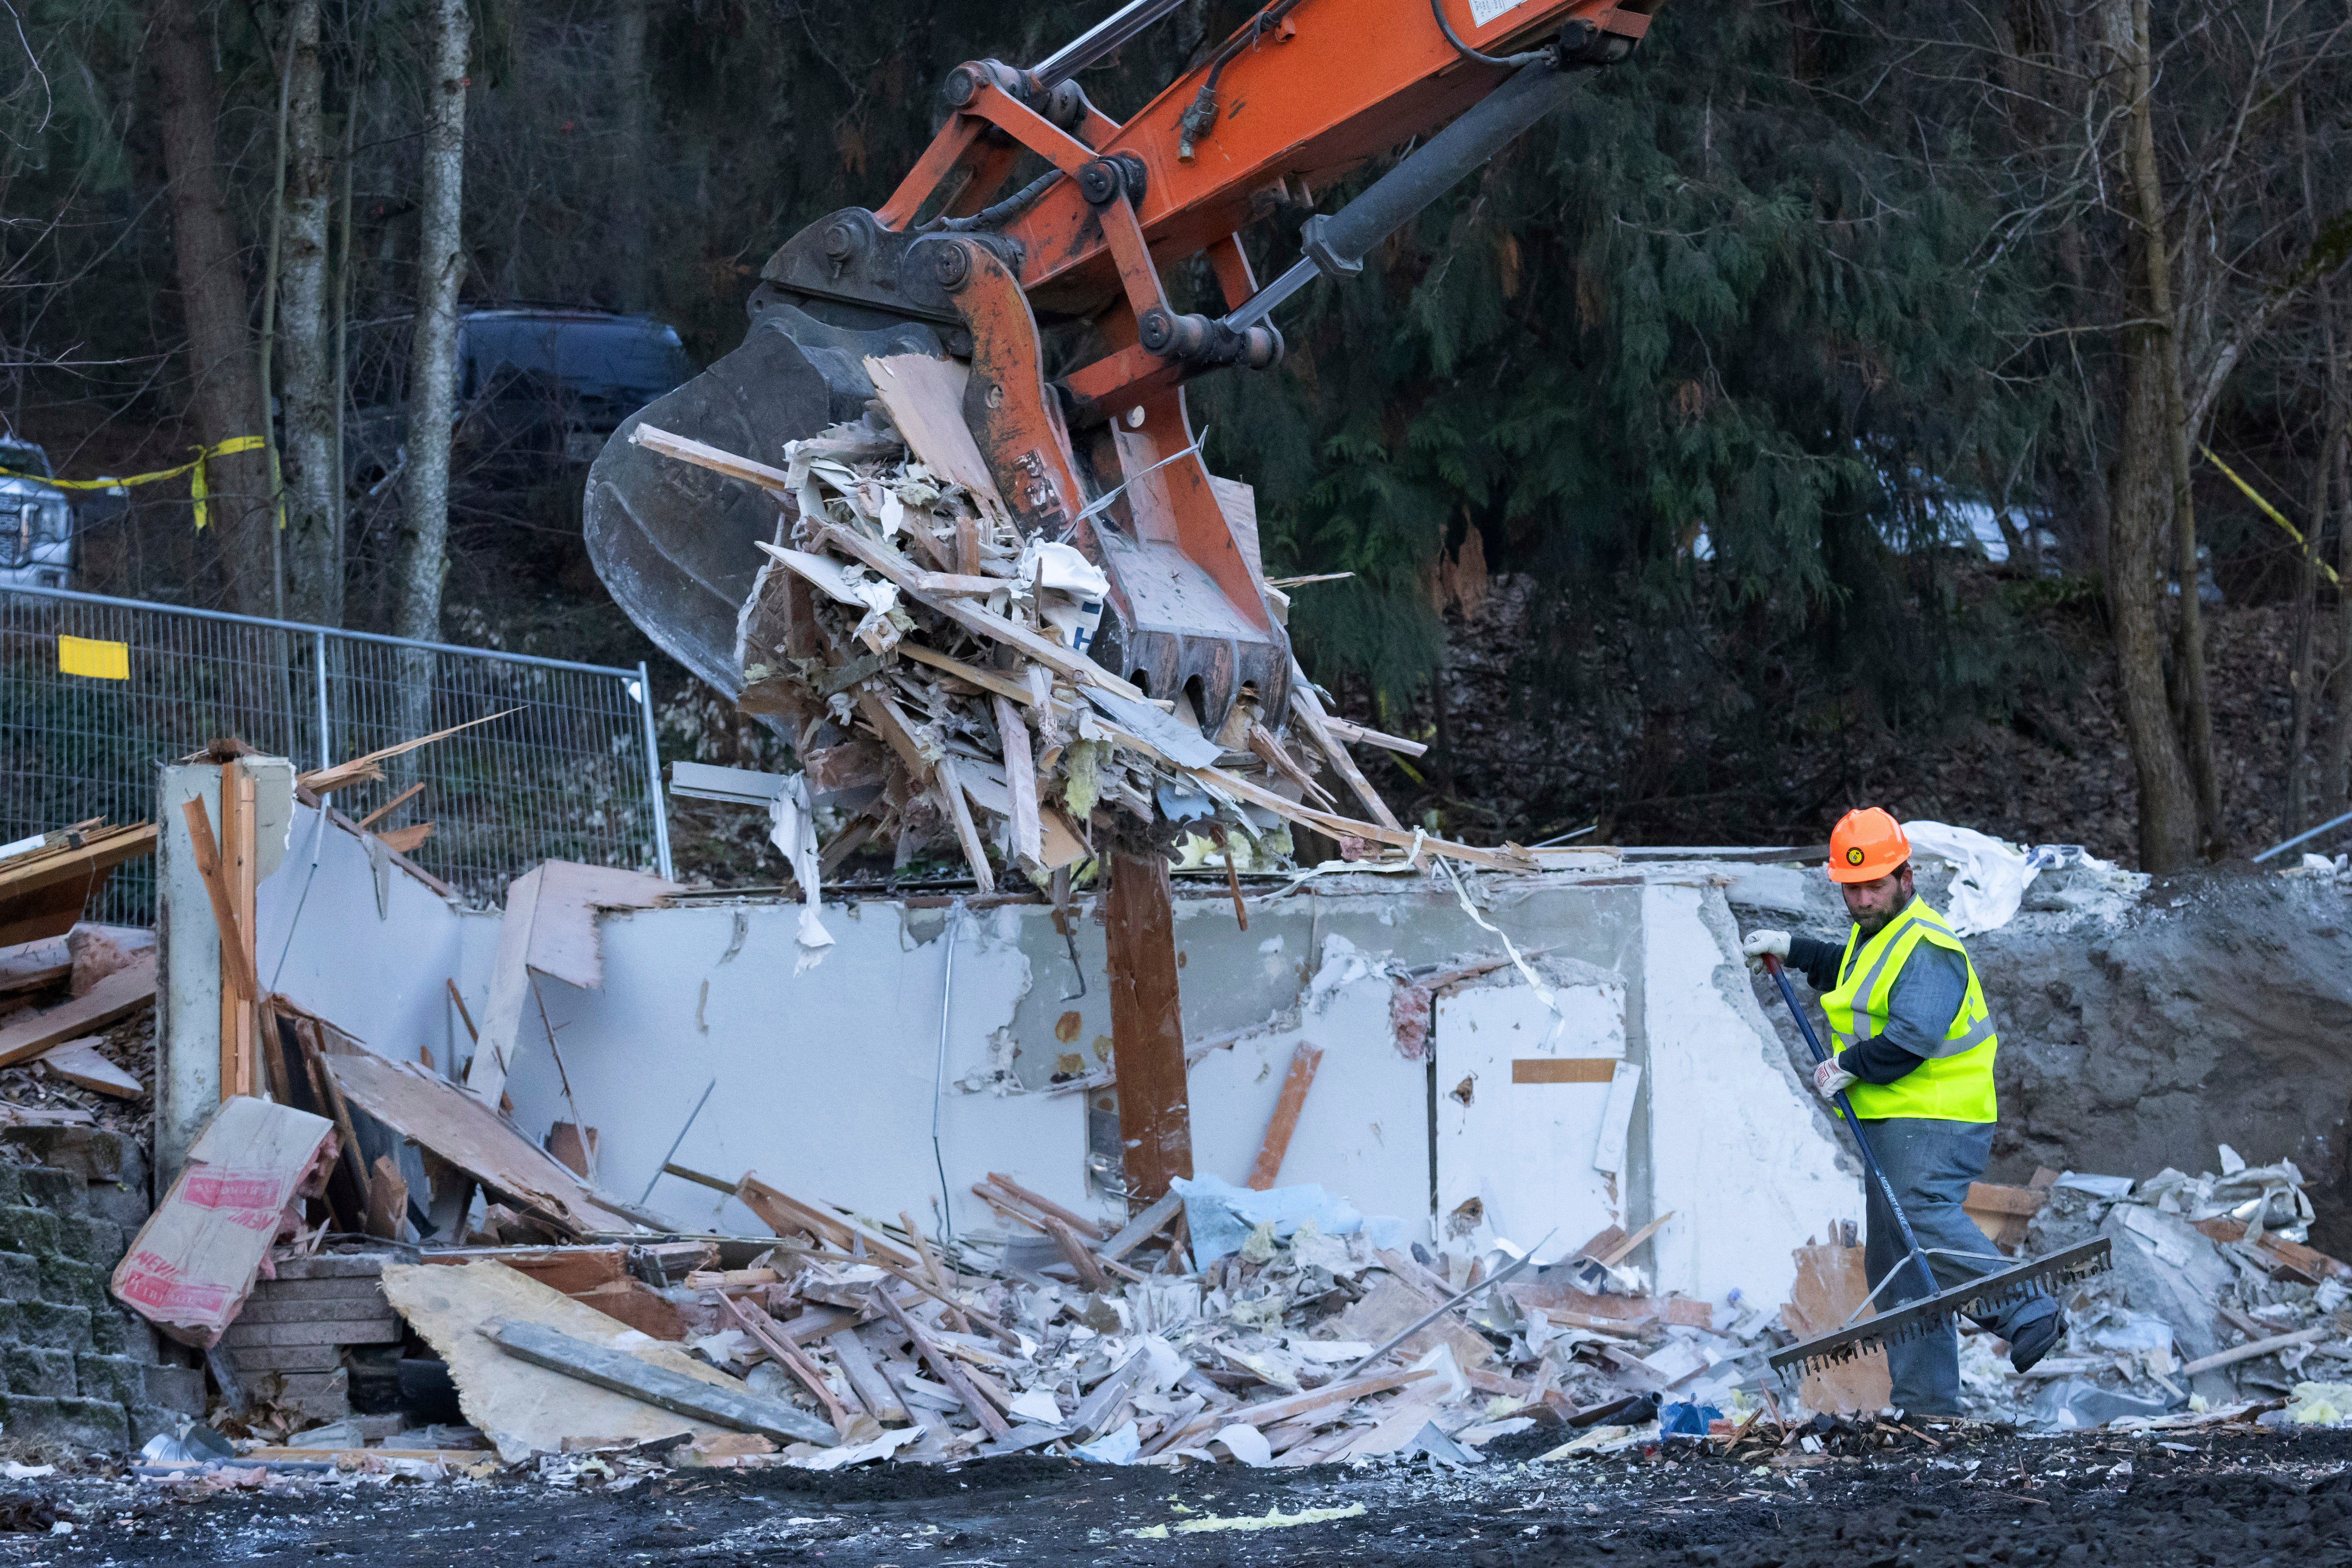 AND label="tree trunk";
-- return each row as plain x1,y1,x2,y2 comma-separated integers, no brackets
152,0,276,616
2125,0,2221,854
2287,93,2340,837
2099,0,2202,871
2324,285,2352,818
392,0,470,675
610,0,649,312
279,0,341,628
